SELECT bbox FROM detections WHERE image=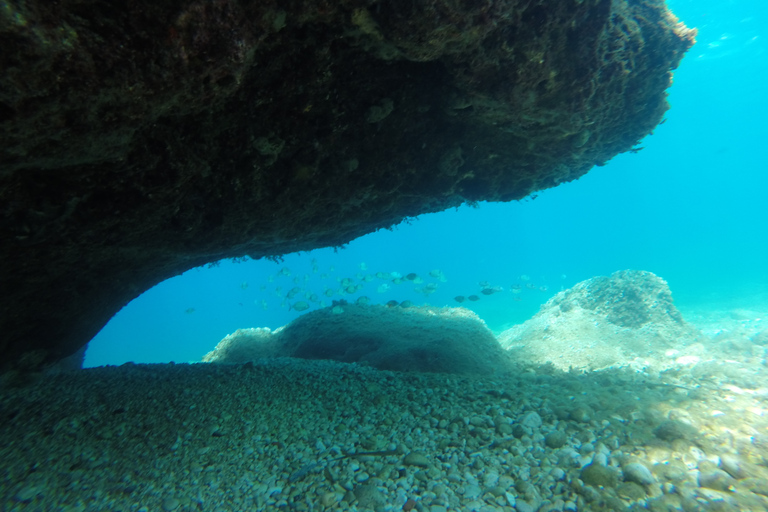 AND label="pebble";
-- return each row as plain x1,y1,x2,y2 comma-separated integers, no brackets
623,462,655,485
14,485,42,503
521,412,542,429
581,463,620,488
699,468,736,491
403,452,430,467
545,430,567,449
320,491,338,507
161,497,180,511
